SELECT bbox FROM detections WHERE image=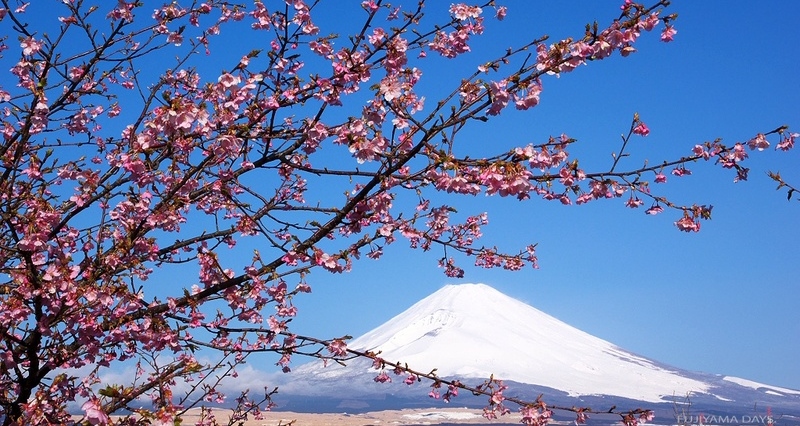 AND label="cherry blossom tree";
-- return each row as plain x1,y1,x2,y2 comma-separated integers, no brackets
0,0,795,425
